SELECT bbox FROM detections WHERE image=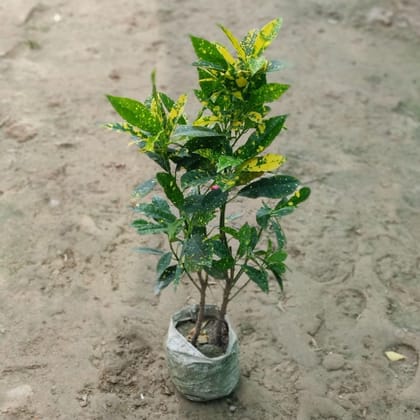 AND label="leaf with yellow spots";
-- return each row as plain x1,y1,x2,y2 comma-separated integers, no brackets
283,187,311,208
193,115,220,127
107,95,161,134
105,122,144,138
215,43,236,66
247,112,263,124
250,83,289,104
249,56,267,75
241,29,258,56
215,171,262,191
253,18,282,57
218,24,246,60
239,154,285,173
190,36,227,69
168,94,187,127
156,172,184,209
235,116,287,160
